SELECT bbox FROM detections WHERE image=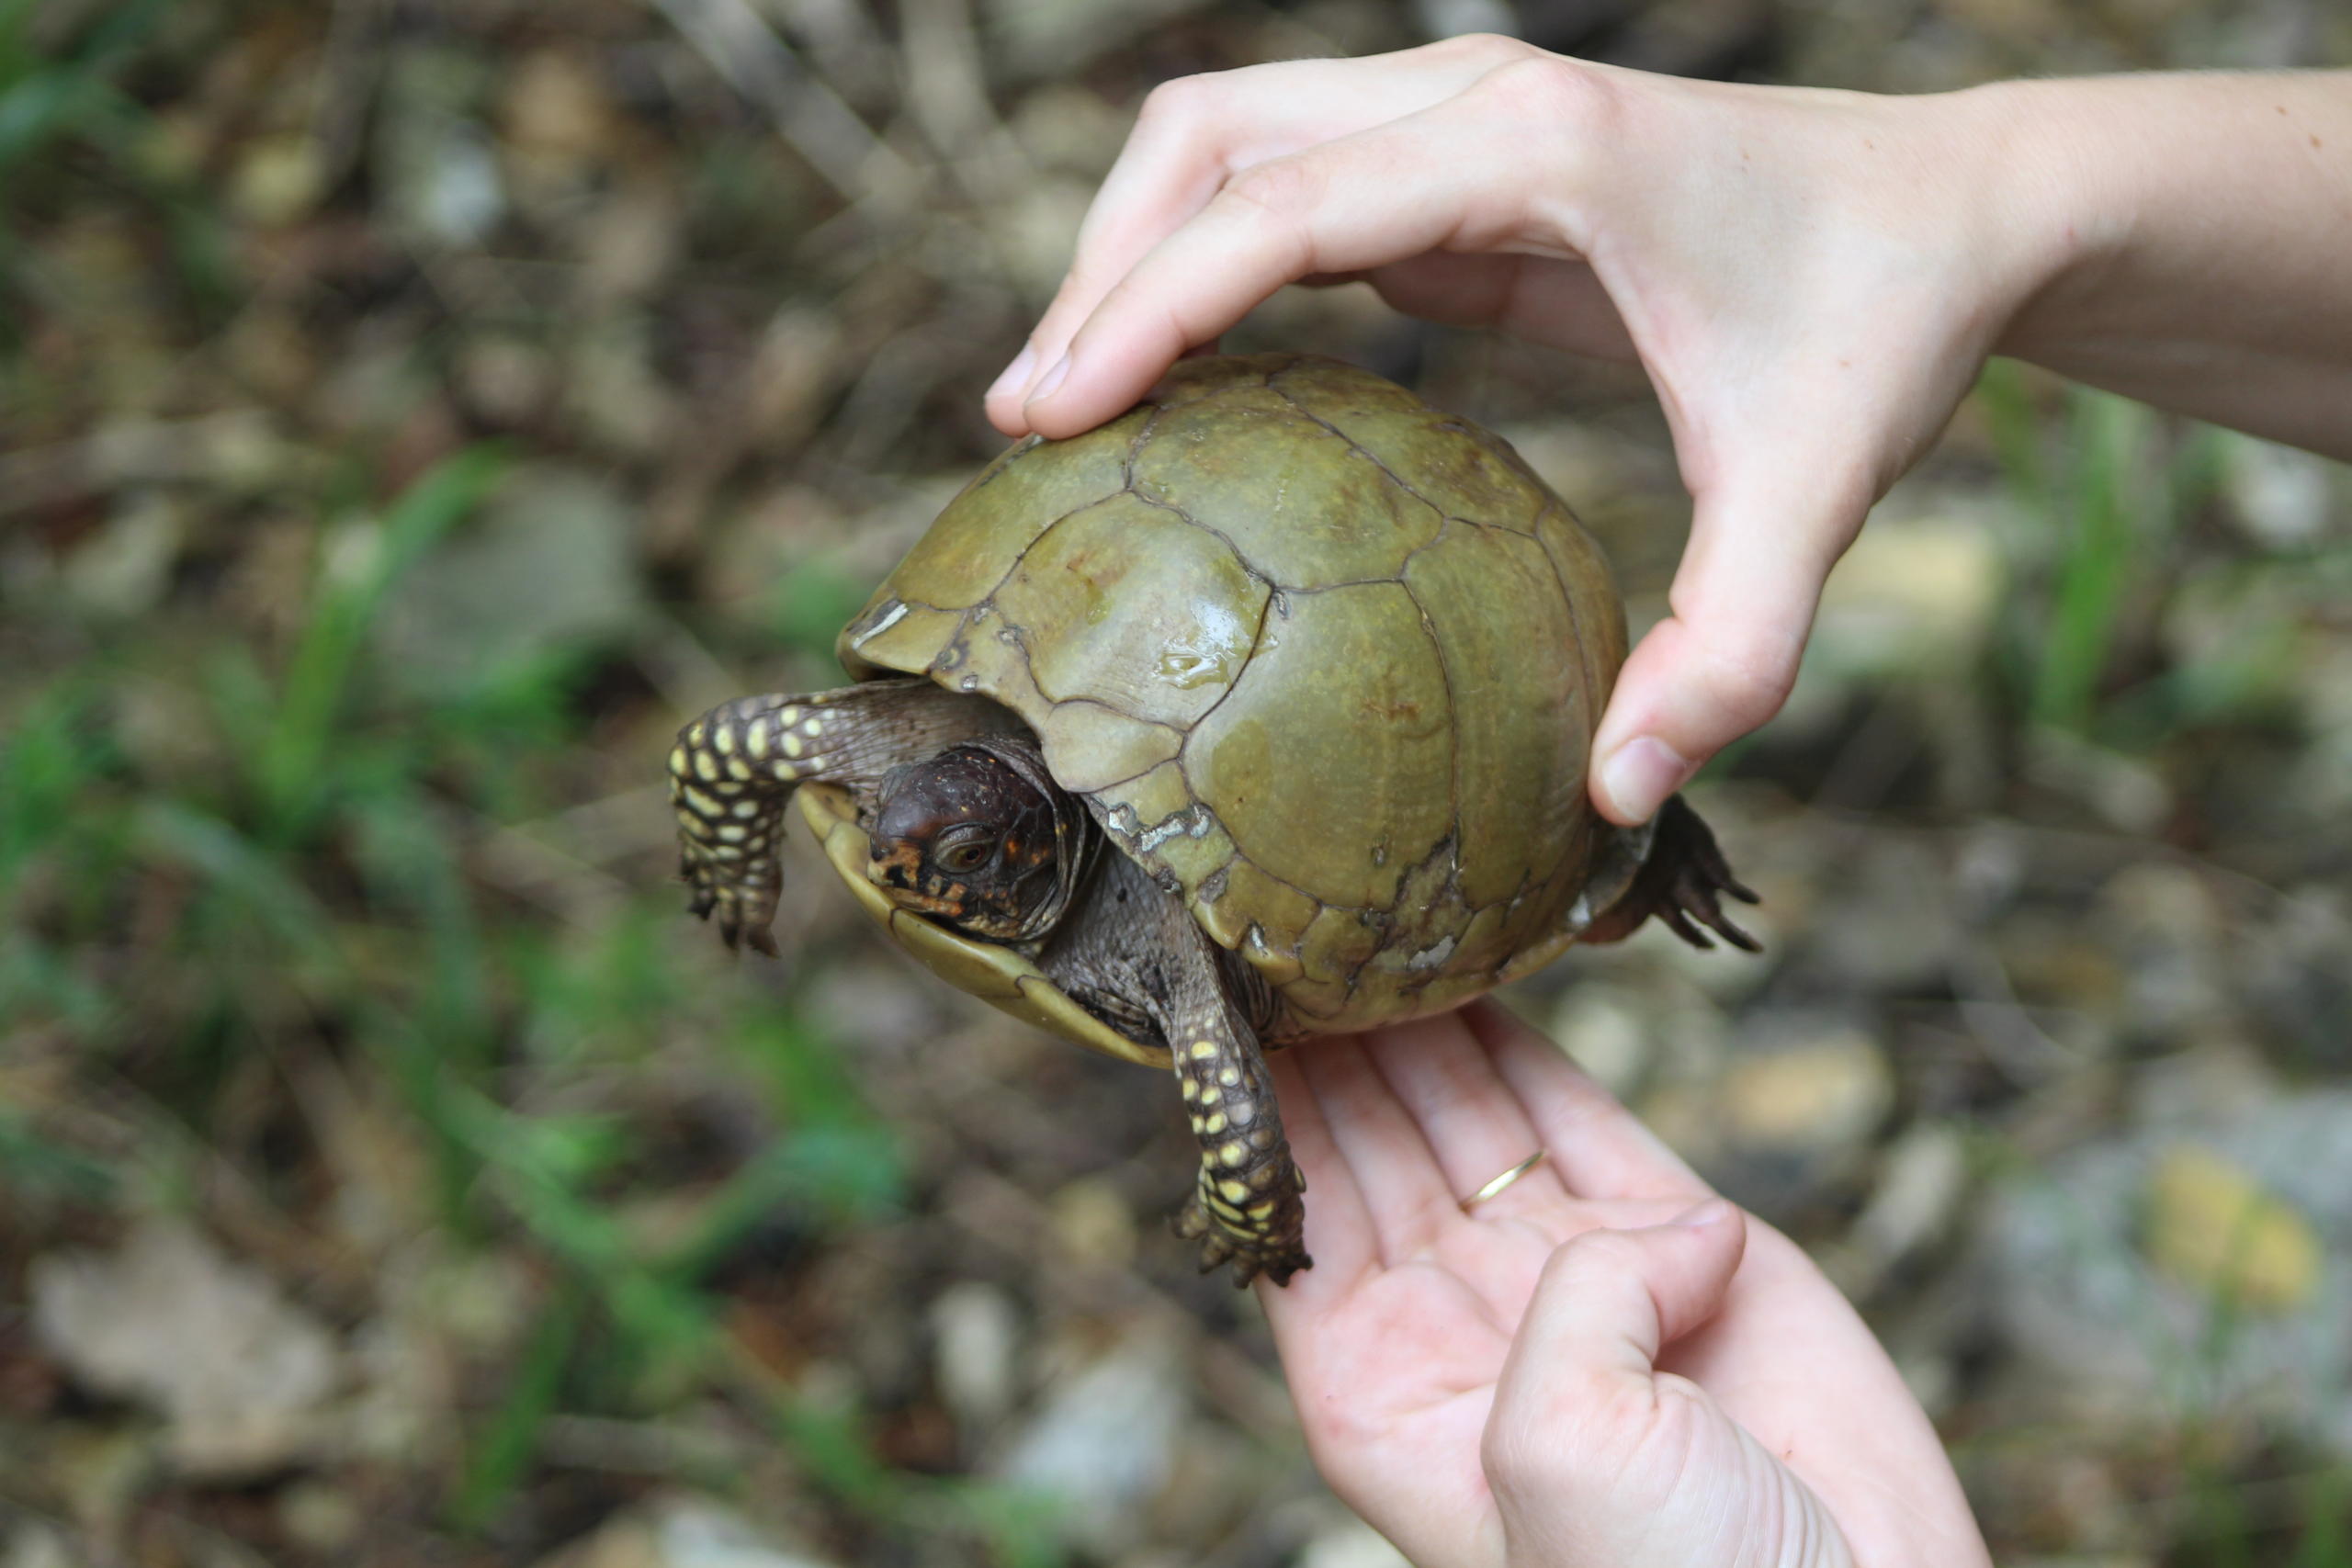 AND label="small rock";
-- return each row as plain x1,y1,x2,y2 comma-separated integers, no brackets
1703,1014,1894,1216
2143,1143,2321,1313
1549,982,1652,1100
277,1482,363,1554
2098,863,2233,1043
30,1220,342,1481
930,1281,1023,1438
1851,1121,1971,1273
2222,432,2340,548
1046,1176,1139,1271
1720,1019,1893,1156
535,1495,838,1568
1806,838,1957,995
2023,731,2174,836
1,1519,81,1568
63,492,183,620
1811,511,2007,677
993,1330,1189,1557
1297,1517,1414,1568
230,132,326,226
375,464,645,701
1983,1089,2352,1457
